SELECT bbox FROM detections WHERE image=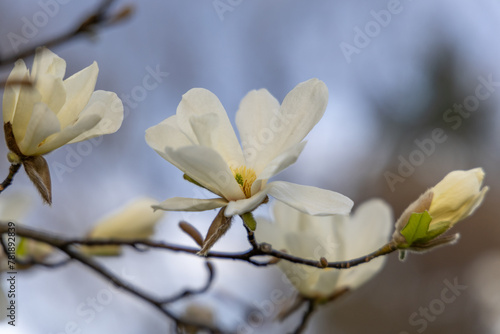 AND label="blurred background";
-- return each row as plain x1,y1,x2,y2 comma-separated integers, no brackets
0,0,499,333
